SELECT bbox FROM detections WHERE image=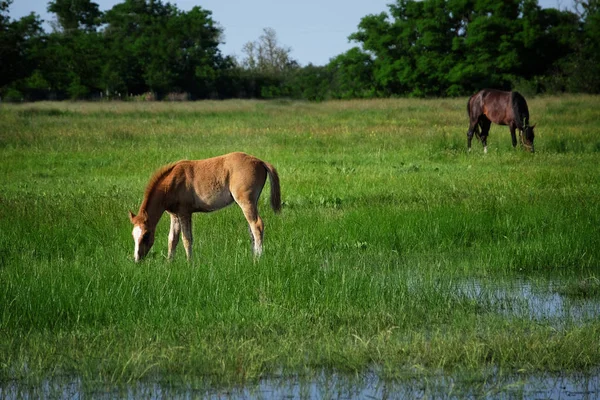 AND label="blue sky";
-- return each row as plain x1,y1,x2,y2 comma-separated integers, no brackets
8,0,575,66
